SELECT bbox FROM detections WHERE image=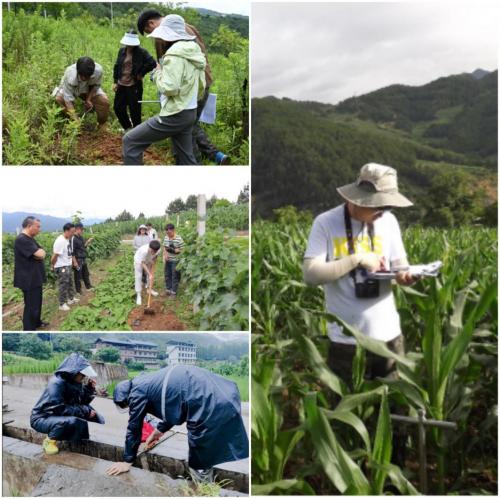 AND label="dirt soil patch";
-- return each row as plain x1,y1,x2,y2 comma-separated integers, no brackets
128,297,186,331
77,129,170,165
